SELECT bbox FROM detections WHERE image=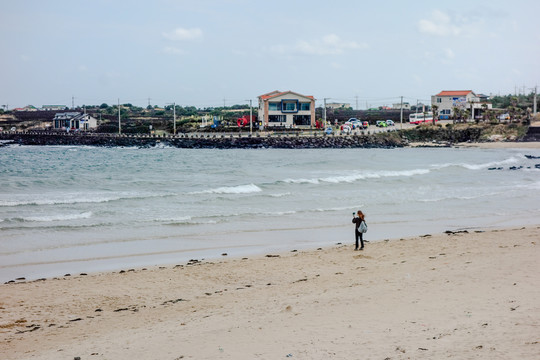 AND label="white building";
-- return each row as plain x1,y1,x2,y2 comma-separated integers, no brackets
42,105,67,111
53,112,98,130
392,102,410,110
431,90,492,119
258,90,316,128
326,102,351,109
